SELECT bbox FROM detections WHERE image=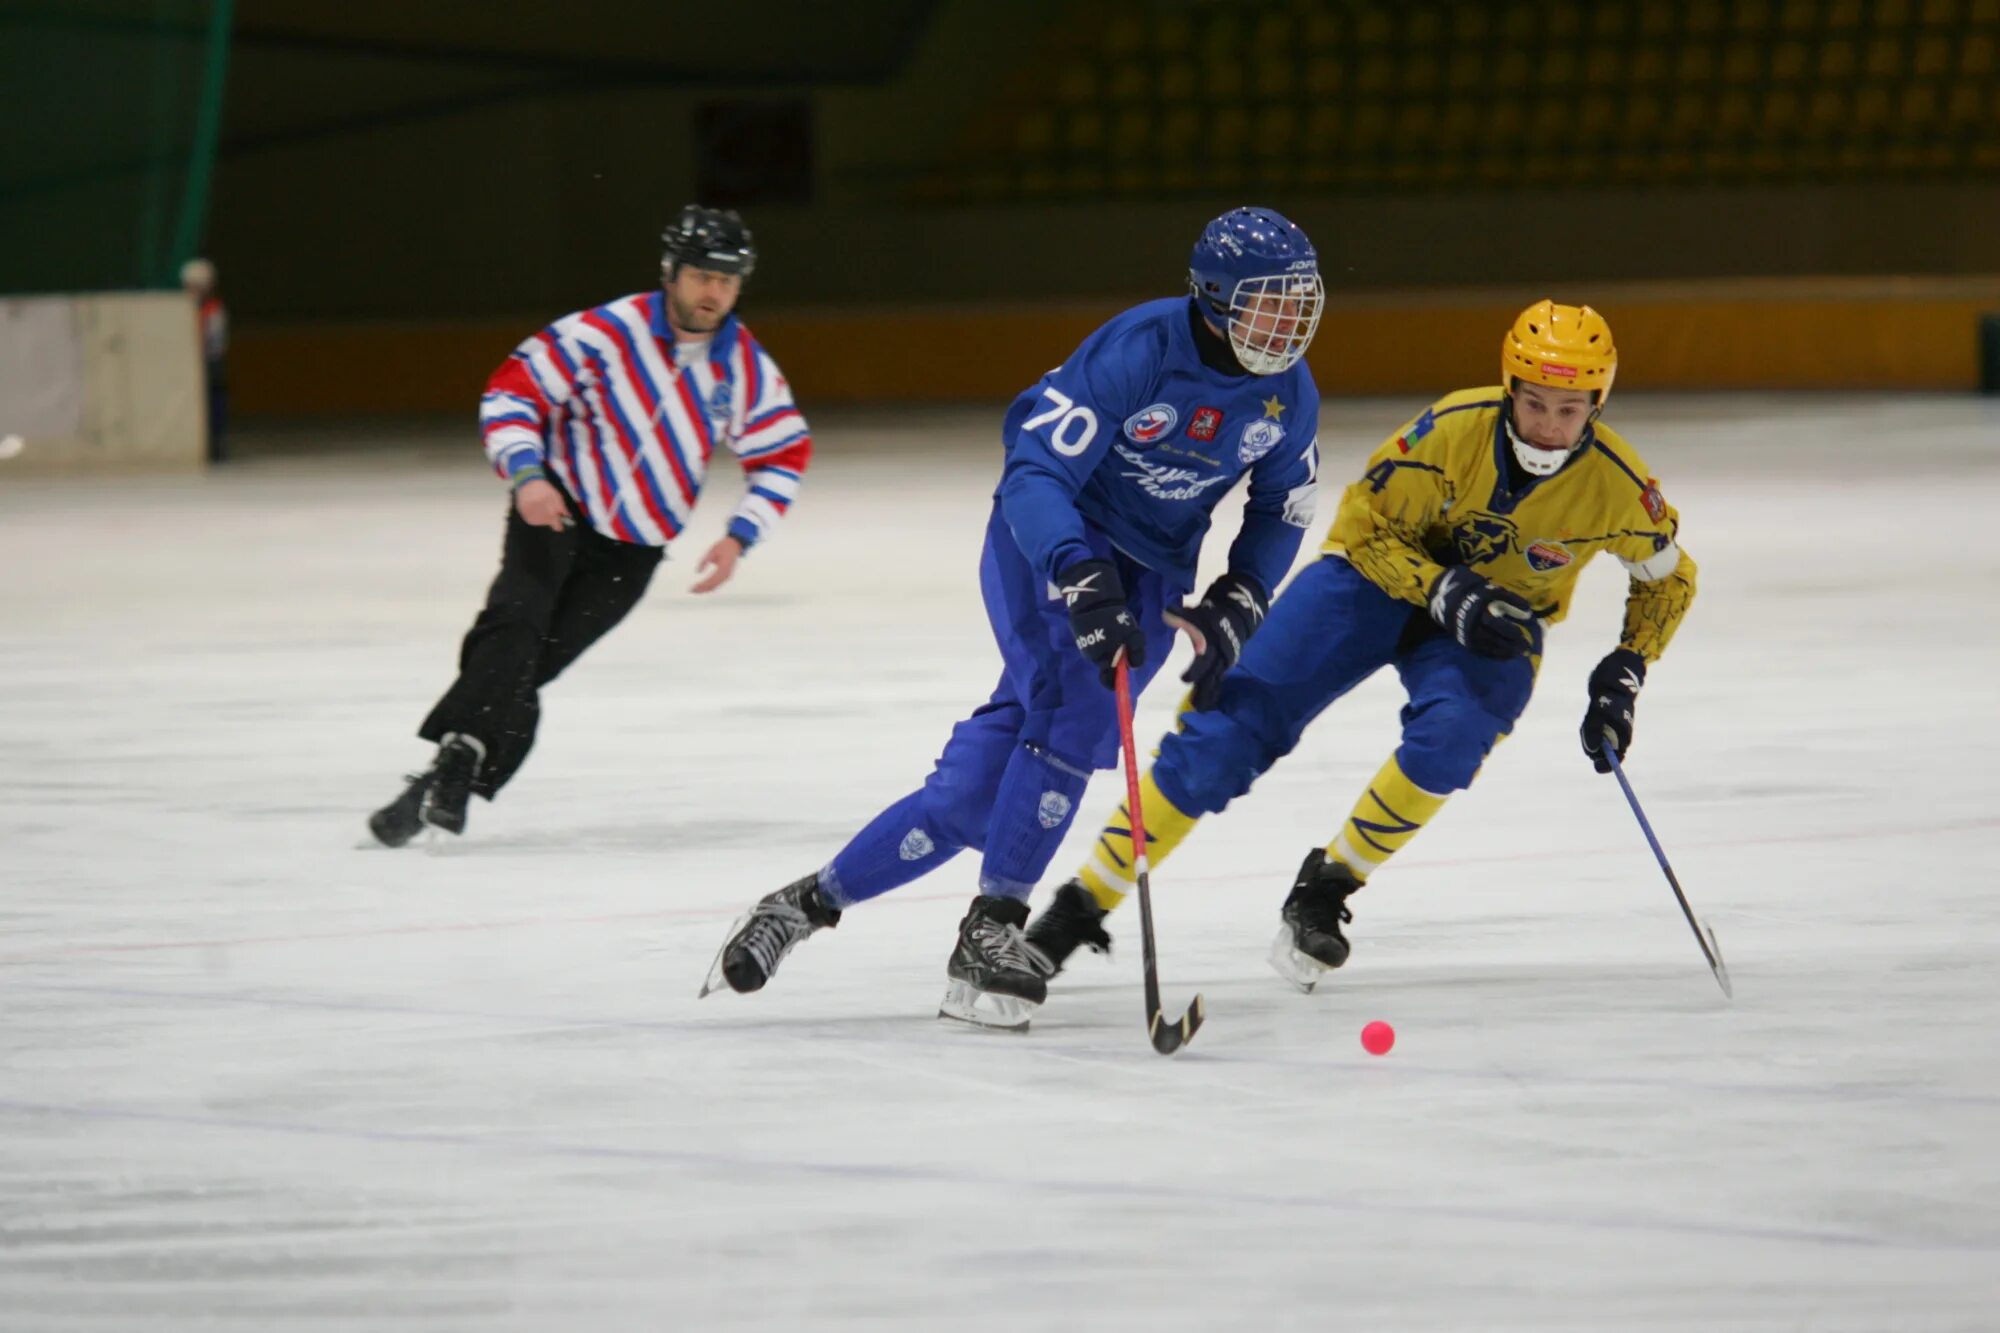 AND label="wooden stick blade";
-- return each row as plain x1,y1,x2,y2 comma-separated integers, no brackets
1148,993,1206,1055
